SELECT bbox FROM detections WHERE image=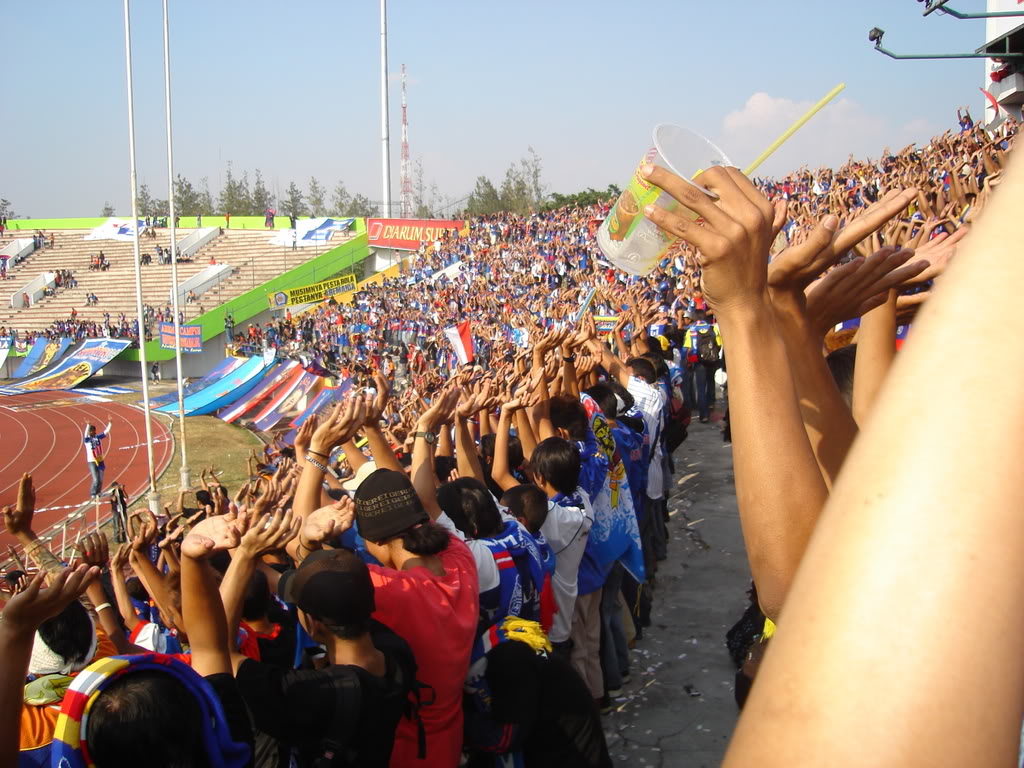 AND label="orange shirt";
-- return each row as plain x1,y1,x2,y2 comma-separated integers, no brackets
20,629,117,753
